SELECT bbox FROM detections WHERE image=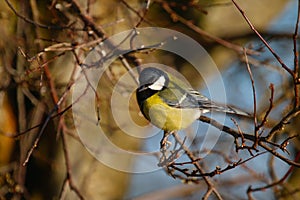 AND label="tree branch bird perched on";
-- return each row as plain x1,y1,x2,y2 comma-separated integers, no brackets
136,67,250,131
